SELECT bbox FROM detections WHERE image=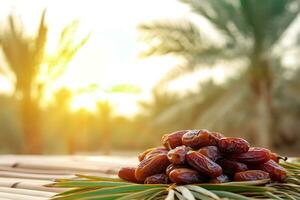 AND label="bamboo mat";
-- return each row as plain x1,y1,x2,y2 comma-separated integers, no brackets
0,155,138,200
